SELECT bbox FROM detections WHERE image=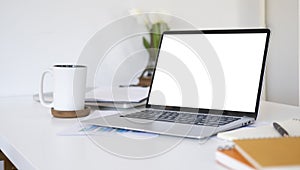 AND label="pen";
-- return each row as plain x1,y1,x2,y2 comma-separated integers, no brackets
273,122,289,137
